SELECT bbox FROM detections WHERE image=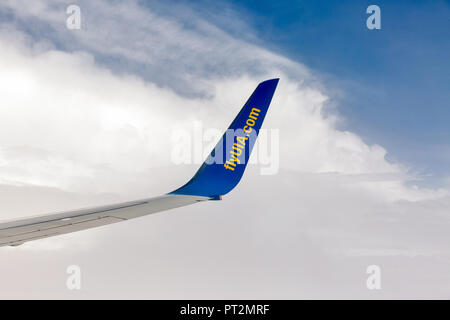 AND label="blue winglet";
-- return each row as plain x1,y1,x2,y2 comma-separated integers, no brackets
170,78,279,198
